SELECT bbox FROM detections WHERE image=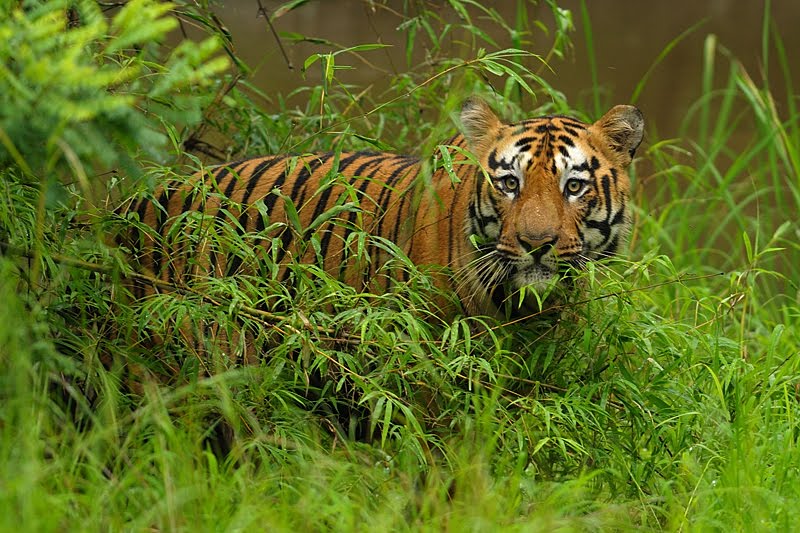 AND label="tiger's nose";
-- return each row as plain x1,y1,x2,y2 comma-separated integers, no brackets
519,233,557,260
